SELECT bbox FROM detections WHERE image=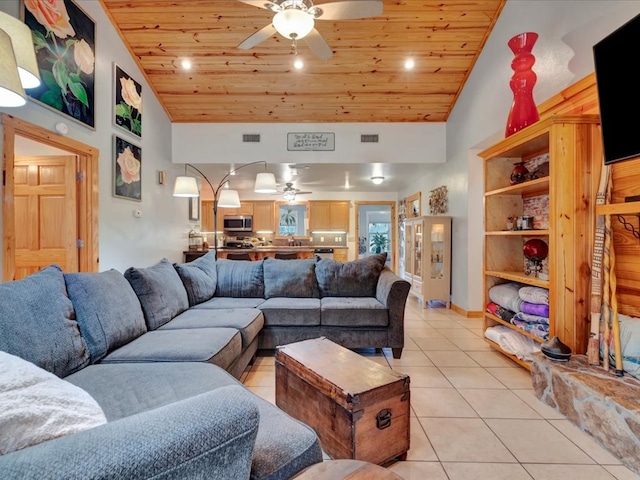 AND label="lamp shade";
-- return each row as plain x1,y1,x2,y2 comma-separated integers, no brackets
173,176,199,197
254,172,277,193
0,30,26,107
273,9,314,40
218,189,241,208
0,12,41,89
